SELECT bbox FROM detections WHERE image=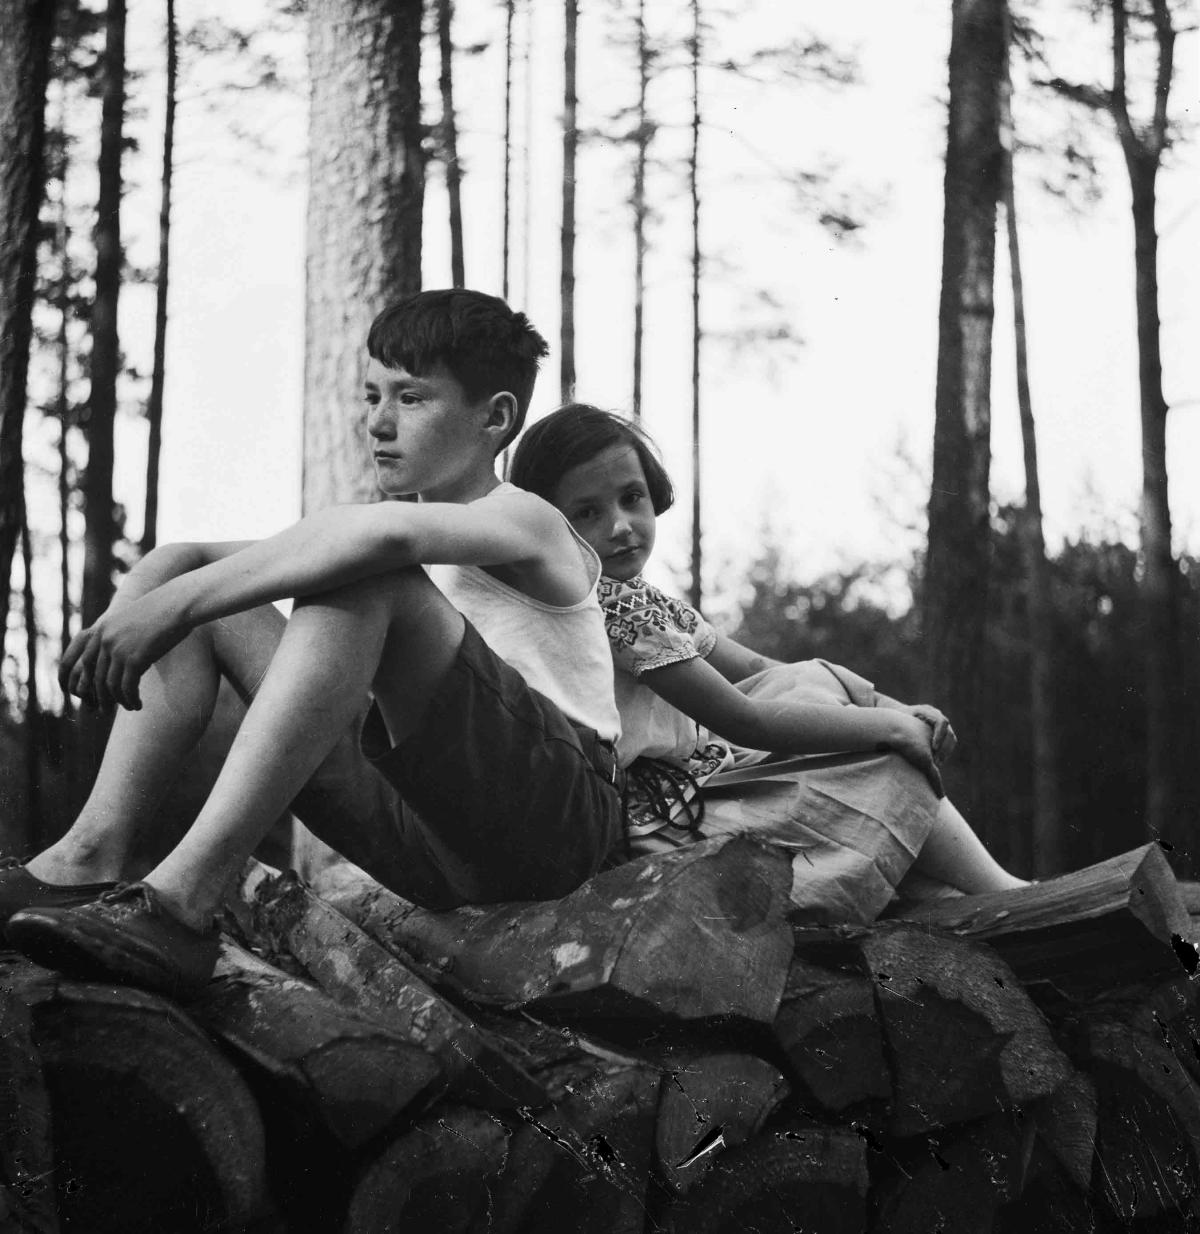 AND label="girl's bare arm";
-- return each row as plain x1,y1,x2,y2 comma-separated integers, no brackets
643,654,943,794
703,632,781,683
